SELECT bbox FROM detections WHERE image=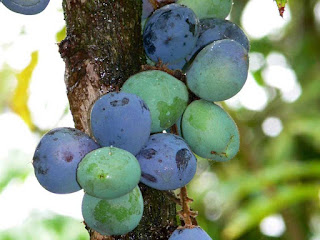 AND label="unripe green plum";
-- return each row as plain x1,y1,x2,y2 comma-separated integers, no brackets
77,147,141,199
177,0,233,19
187,39,249,102
182,100,239,161
121,70,189,133
82,186,143,236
